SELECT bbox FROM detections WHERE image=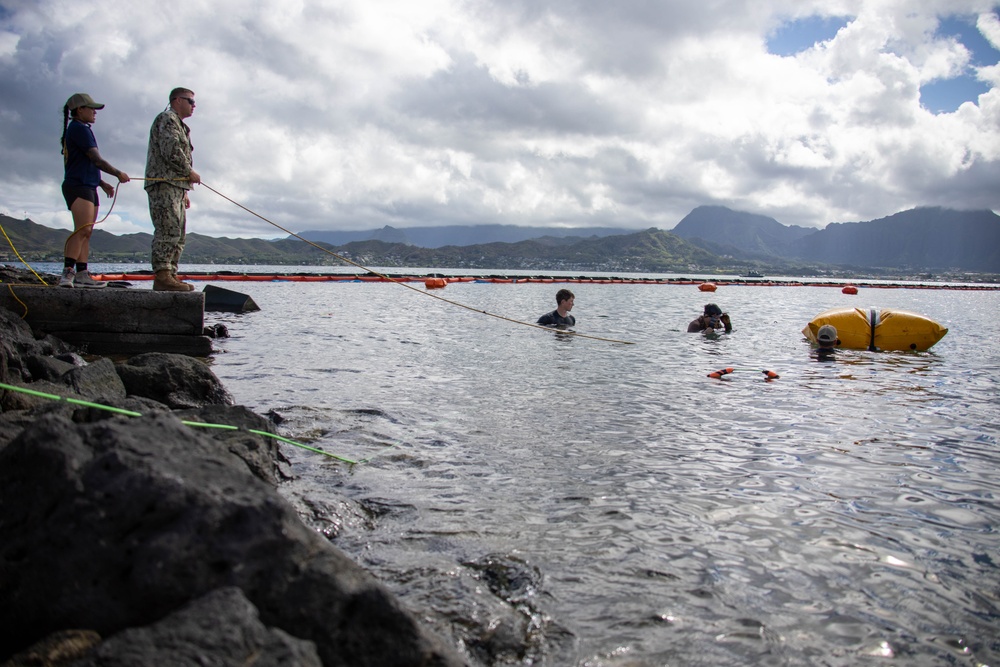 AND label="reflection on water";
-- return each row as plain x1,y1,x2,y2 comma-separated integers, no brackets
198,272,999,666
